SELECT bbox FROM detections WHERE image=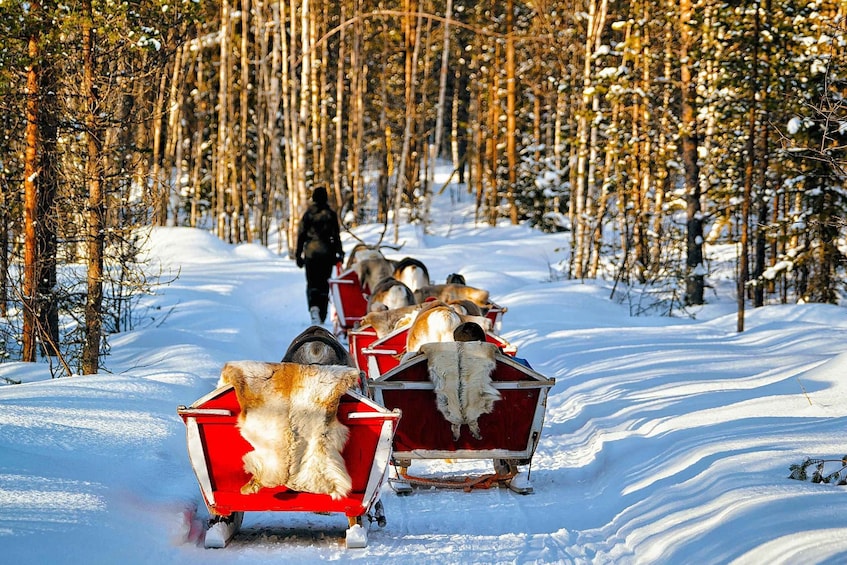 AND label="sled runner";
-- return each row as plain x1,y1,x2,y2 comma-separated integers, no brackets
178,383,400,549
367,341,554,494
